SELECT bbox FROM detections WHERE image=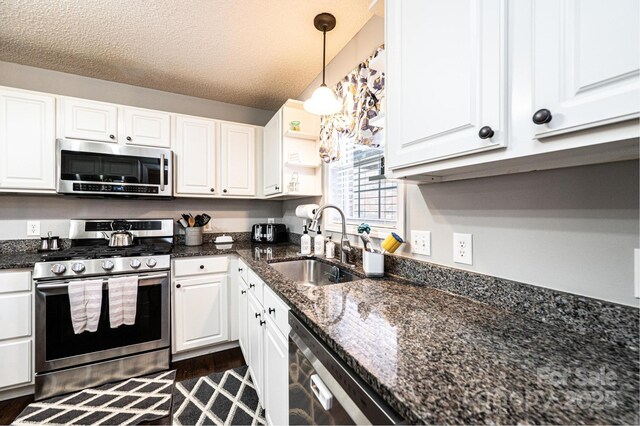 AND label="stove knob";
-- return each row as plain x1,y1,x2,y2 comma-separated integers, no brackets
146,258,157,268
51,264,66,275
130,259,142,269
71,262,85,273
102,260,115,271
